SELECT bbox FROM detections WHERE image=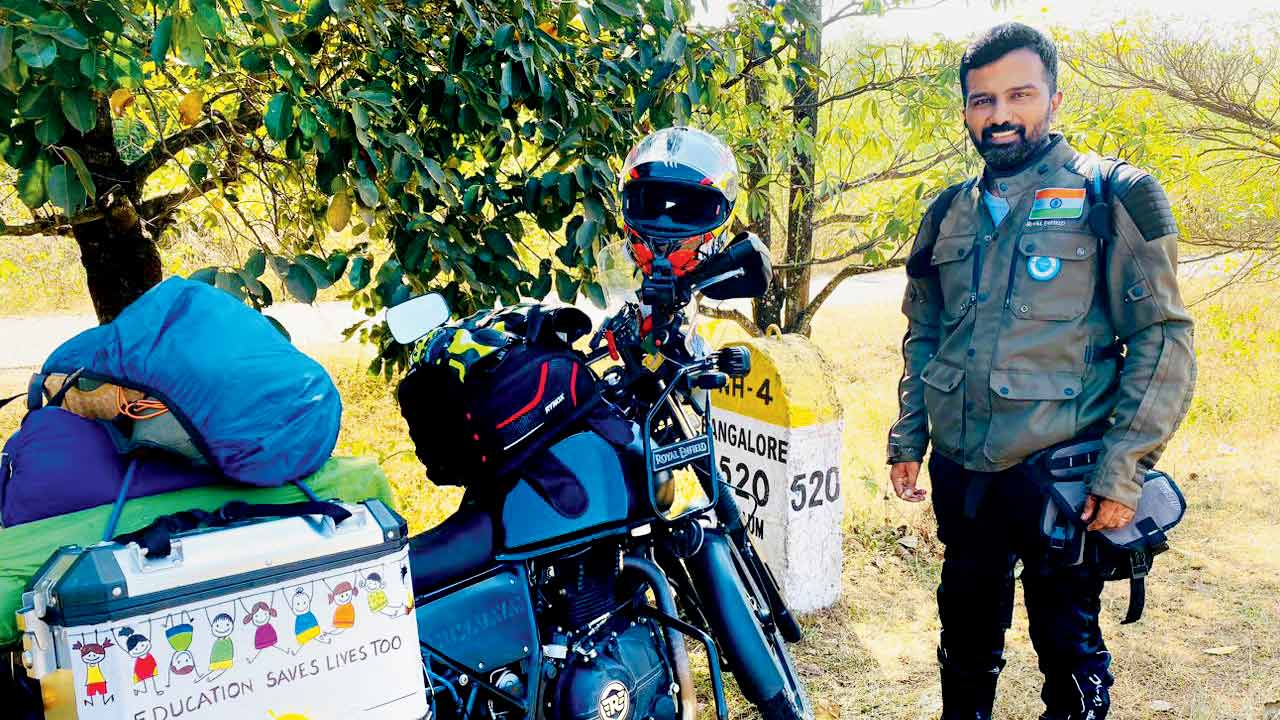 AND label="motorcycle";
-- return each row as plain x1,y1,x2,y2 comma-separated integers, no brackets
391,232,812,720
